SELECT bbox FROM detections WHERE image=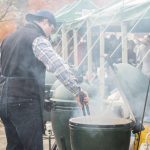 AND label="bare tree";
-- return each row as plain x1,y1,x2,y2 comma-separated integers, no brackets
0,0,28,22
0,0,14,21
